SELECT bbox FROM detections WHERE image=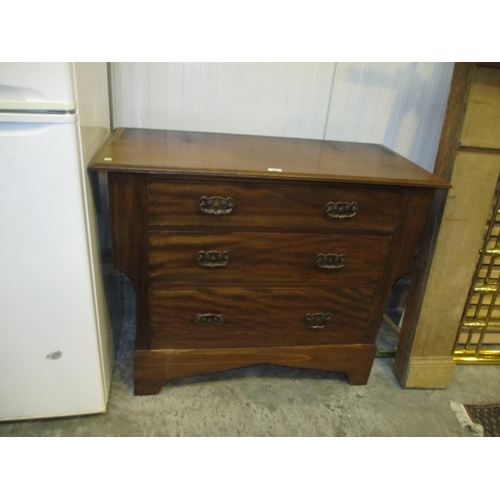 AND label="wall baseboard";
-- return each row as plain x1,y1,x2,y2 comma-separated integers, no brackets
396,356,456,389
